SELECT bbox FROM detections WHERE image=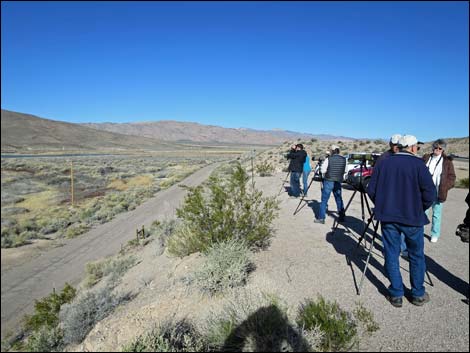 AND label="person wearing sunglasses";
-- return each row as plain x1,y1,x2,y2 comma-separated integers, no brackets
422,139,456,243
